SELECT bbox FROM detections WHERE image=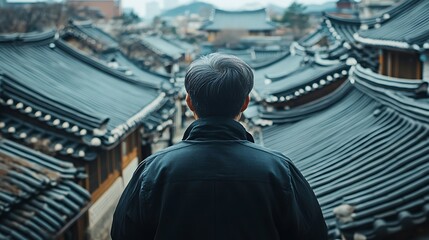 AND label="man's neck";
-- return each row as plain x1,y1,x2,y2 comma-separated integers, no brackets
193,114,242,122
